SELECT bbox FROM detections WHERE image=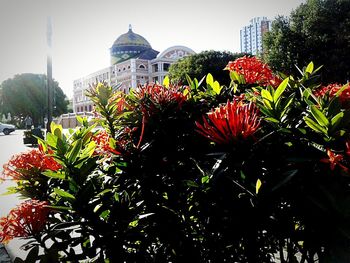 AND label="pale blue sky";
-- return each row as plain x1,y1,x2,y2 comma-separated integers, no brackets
0,0,305,98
